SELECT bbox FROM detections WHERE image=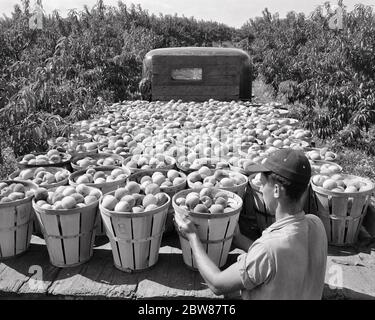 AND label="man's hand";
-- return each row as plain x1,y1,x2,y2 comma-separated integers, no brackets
174,211,198,239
